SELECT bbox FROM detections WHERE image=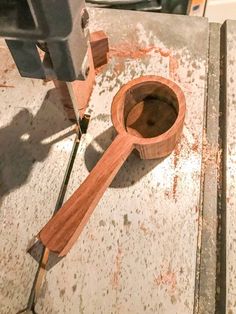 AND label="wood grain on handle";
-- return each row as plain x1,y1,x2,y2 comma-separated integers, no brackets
39,134,134,256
